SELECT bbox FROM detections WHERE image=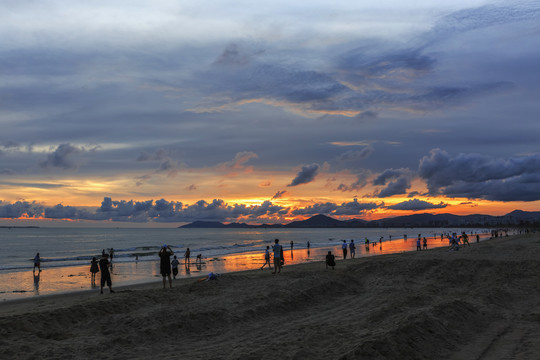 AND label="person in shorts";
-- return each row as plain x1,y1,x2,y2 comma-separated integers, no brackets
272,239,282,274
99,254,114,294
